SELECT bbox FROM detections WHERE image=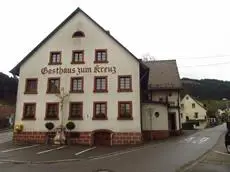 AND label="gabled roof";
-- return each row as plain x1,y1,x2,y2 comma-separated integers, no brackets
182,94,207,110
10,7,147,75
144,60,182,90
